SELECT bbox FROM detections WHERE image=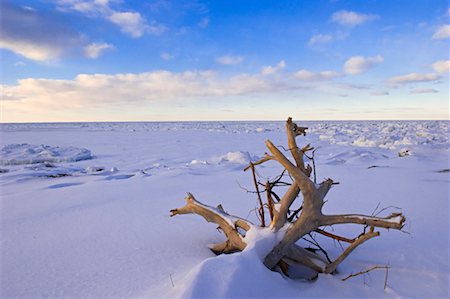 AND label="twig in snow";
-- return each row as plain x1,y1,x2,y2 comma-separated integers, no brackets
169,273,175,287
341,265,391,290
